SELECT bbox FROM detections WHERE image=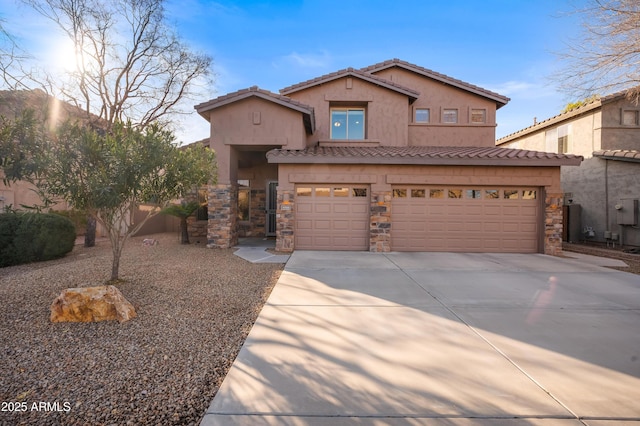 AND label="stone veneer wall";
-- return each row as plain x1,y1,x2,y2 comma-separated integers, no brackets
207,184,238,249
370,191,391,252
544,191,564,256
275,189,294,252
187,218,208,243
